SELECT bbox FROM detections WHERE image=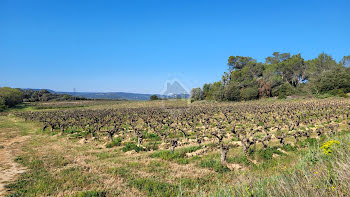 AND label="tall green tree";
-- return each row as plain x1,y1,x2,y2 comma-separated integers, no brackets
190,88,204,101
227,56,255,71
0,87,24,108
277,54,306,87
